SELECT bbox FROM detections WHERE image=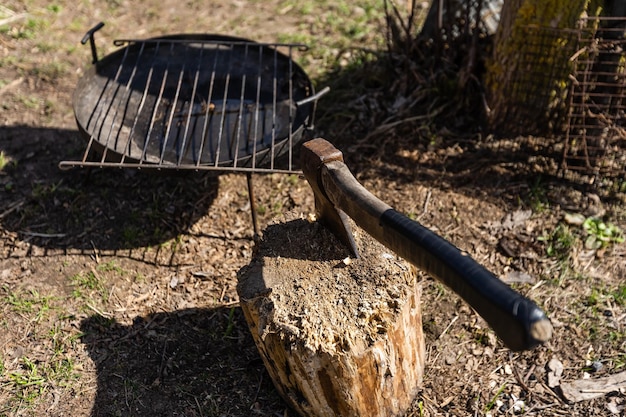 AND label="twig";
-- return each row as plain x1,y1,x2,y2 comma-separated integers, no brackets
509,352,531,393
524,363,537,384
569,46,588,62
90,240,100,263
438,315,459,339
21,231,66,238
539,379,565,403
0,13,28,28
250,373,264,409
219,284,227,303
86,302,112,318
194,396,204,417
417,189,431,221
358,103,448,143
215,300,240,309
130,286,157,304
525,402,560,413
0,77,24,97
0,200,24,219
158,340,168,381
